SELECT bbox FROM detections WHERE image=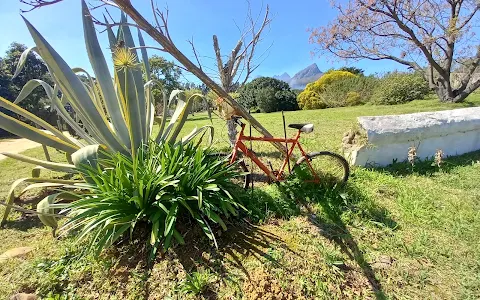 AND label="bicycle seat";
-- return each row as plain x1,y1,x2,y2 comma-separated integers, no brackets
288,123,314,133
